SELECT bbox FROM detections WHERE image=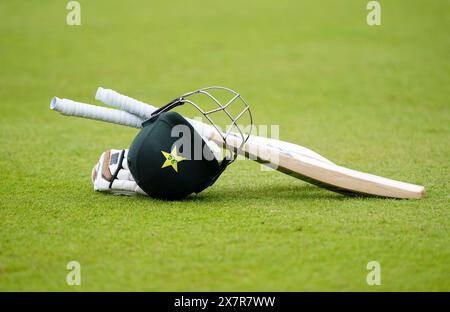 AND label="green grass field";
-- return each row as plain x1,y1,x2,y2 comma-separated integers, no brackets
1,1,449,291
